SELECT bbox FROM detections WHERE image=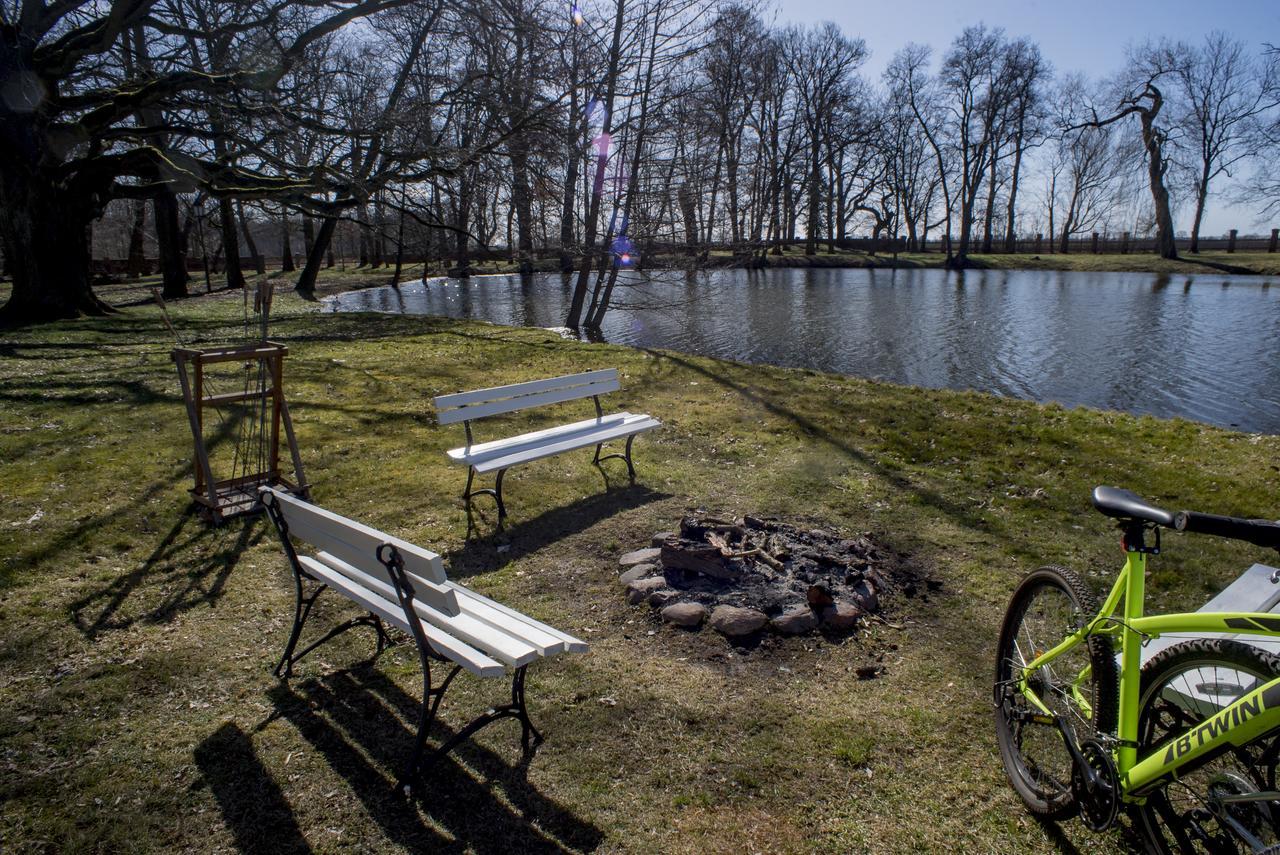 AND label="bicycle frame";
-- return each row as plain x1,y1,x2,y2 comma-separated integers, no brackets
1018,549,1280,800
